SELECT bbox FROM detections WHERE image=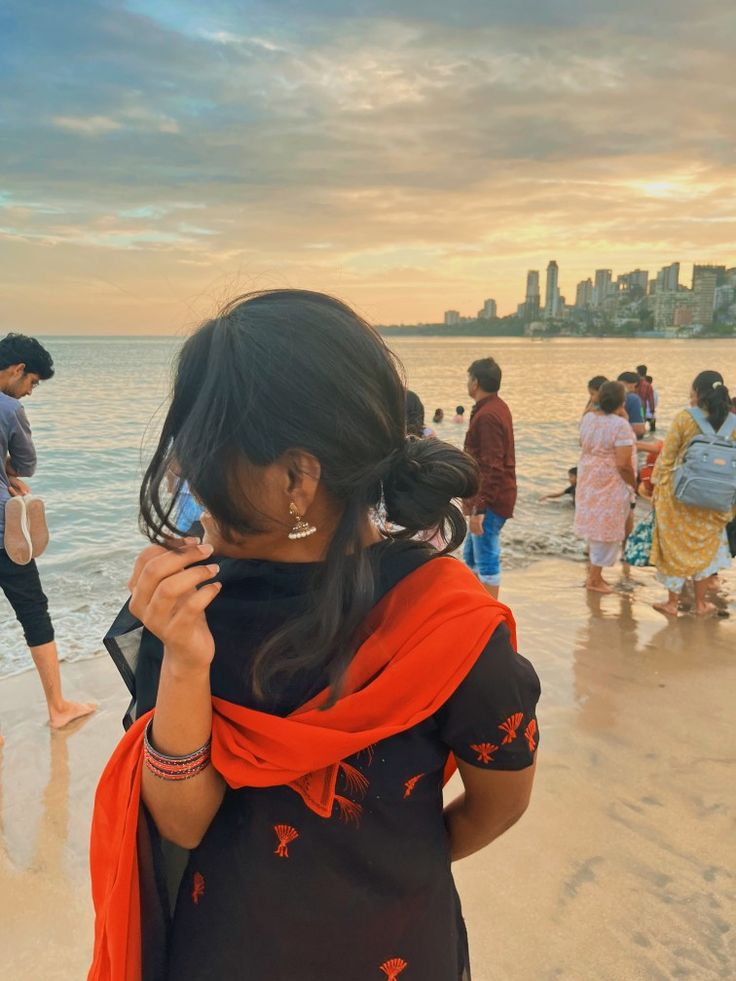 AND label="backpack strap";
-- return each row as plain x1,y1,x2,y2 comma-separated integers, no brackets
687,406,716,436
716,413,736,440
688,405,736,439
